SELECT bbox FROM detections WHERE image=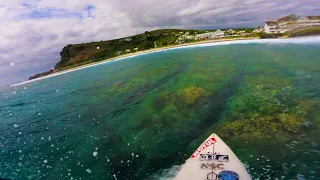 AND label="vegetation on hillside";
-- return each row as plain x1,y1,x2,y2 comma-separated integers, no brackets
276,14,298,23
29,28,257,80
55,29,207,69
287,27,320,37
259,32,284,39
